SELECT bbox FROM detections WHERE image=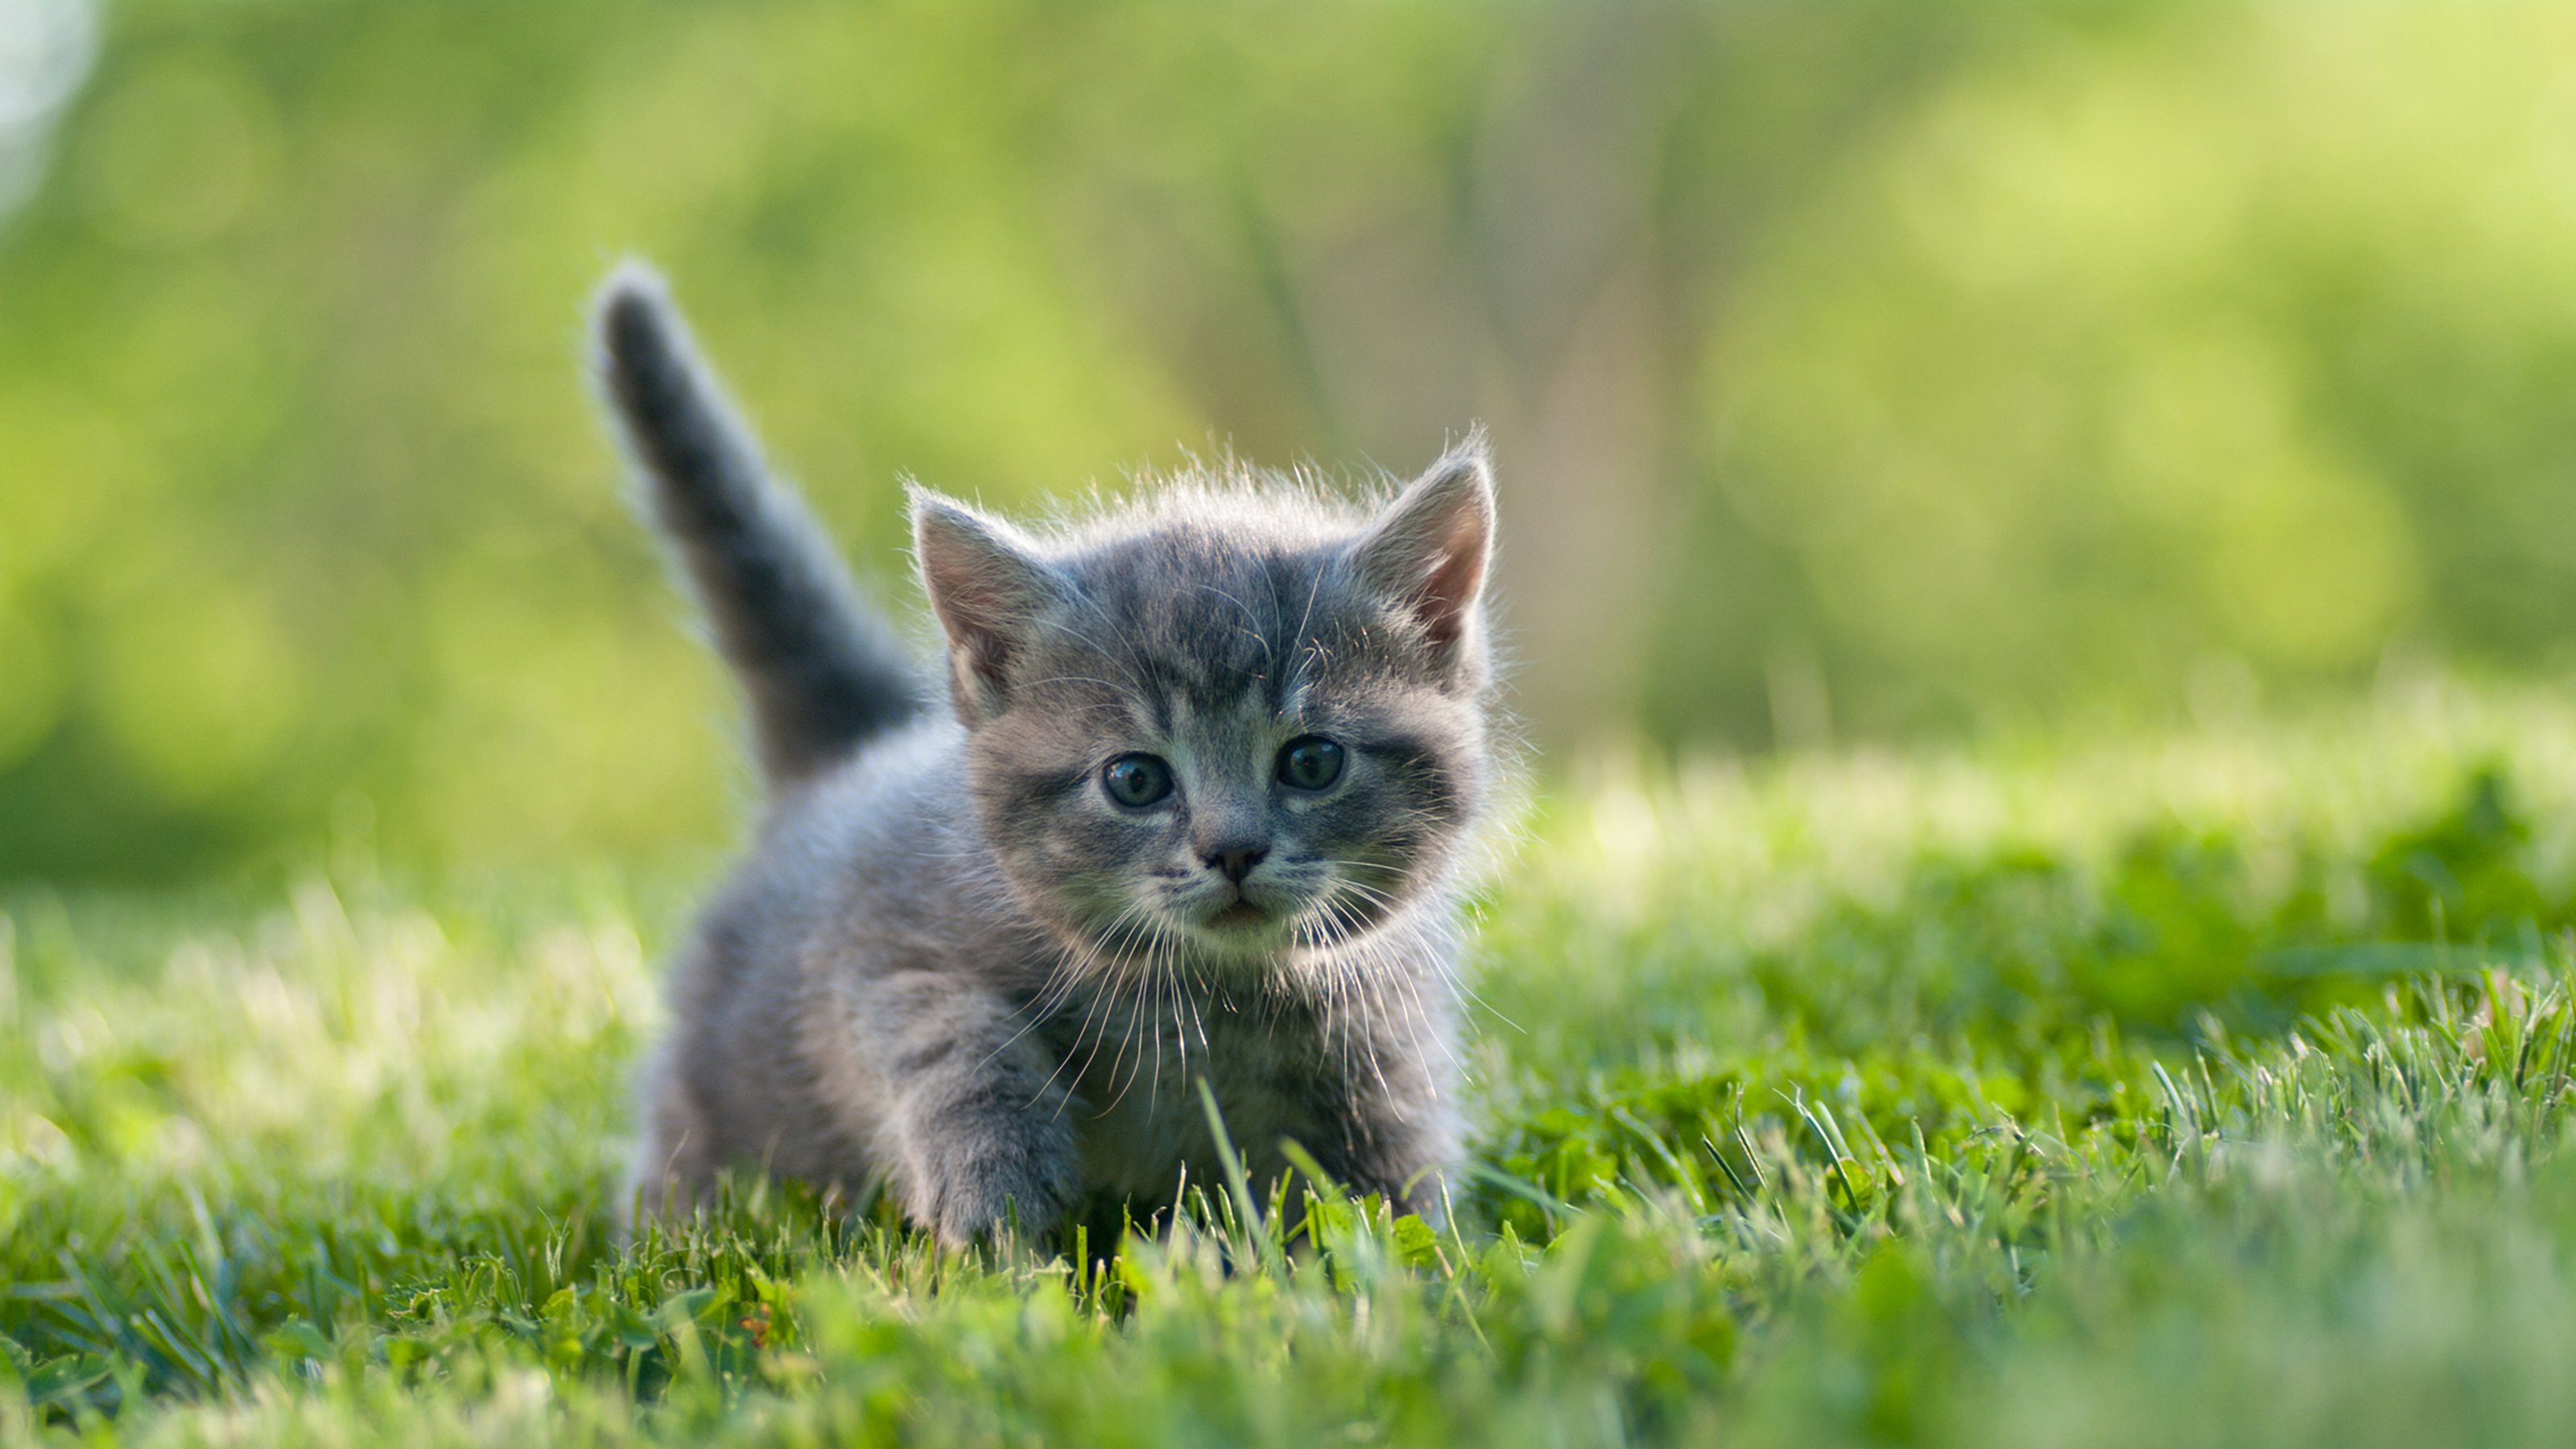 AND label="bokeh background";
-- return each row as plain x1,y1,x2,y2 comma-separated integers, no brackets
6,0,2576,881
